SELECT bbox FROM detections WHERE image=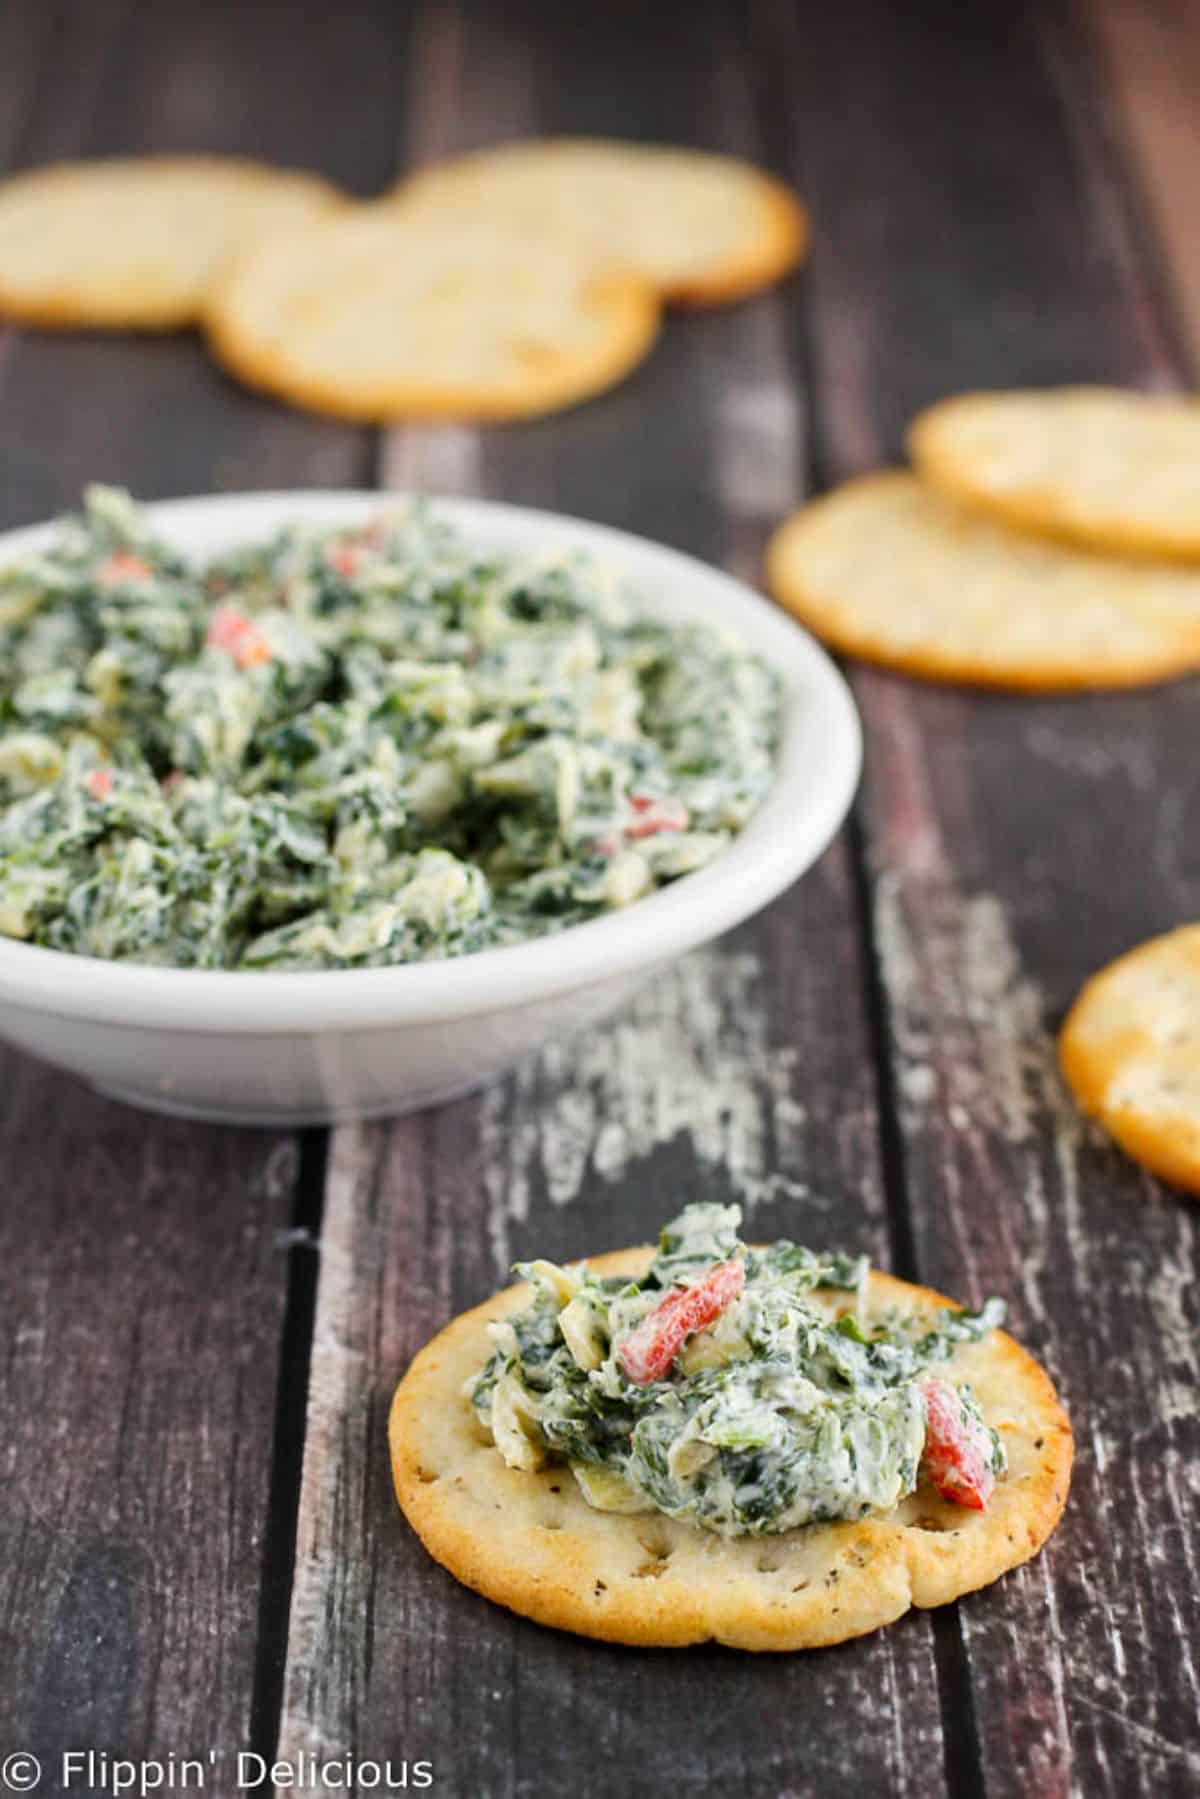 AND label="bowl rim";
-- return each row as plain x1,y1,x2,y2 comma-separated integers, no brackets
0,489,861,1033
